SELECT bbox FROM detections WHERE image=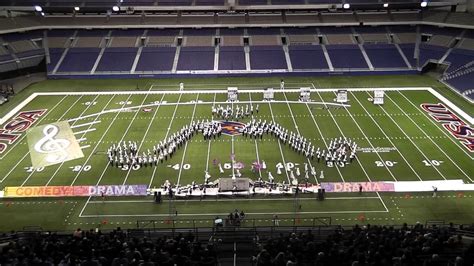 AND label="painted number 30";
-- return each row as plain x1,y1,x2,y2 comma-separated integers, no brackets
25,167,44,173
71,165,92,172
